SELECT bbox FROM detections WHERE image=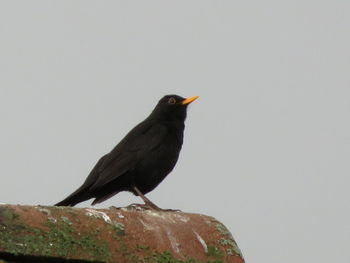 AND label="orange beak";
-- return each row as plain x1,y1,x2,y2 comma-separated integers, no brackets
181,96,199,105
